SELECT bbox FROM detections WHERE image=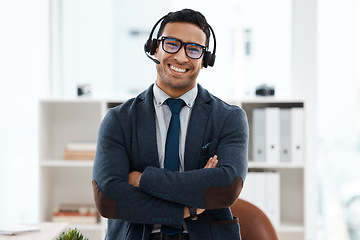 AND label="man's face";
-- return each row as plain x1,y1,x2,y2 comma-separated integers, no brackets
154,22,206,98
